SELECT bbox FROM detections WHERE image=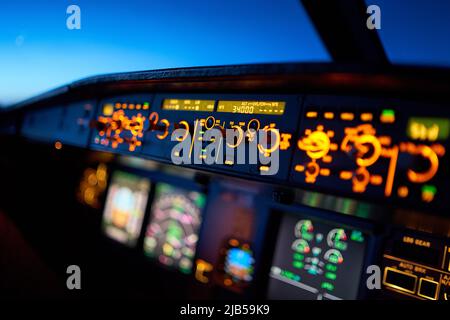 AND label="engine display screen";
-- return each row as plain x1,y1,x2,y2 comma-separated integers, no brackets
267,211,367,300
102,171,151,246
217,100,285,115
143,182,206,274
